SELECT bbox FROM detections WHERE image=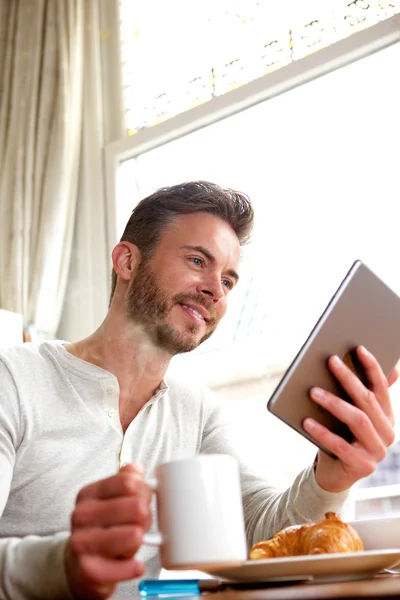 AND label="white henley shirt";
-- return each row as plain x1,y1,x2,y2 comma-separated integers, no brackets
0,341,348,599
